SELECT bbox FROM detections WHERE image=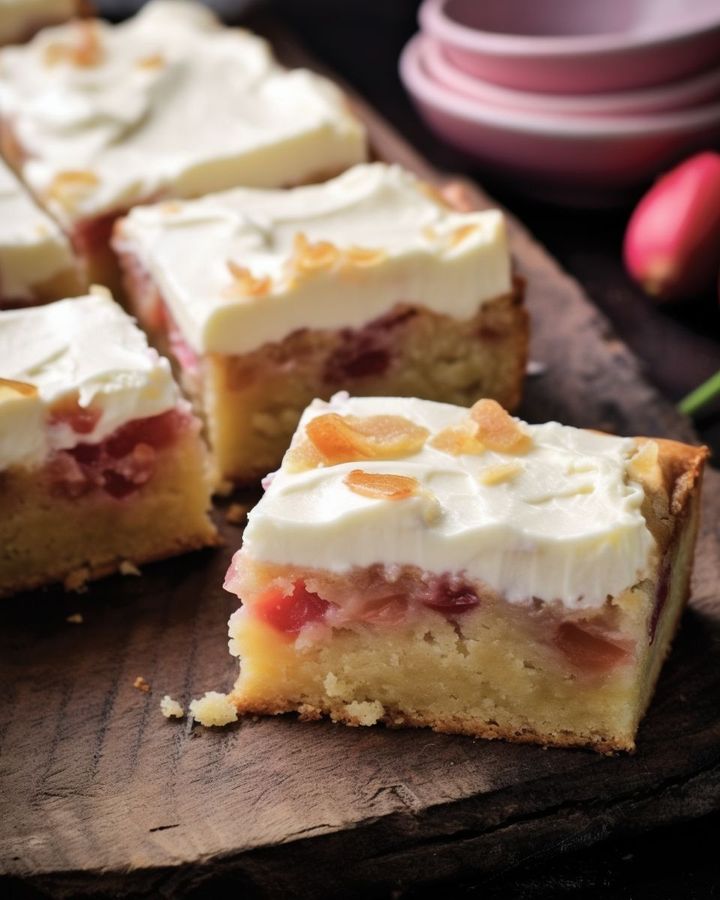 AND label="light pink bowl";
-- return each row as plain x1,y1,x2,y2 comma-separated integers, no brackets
399,35,720,204
420,35,720,118
420,0,720,94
